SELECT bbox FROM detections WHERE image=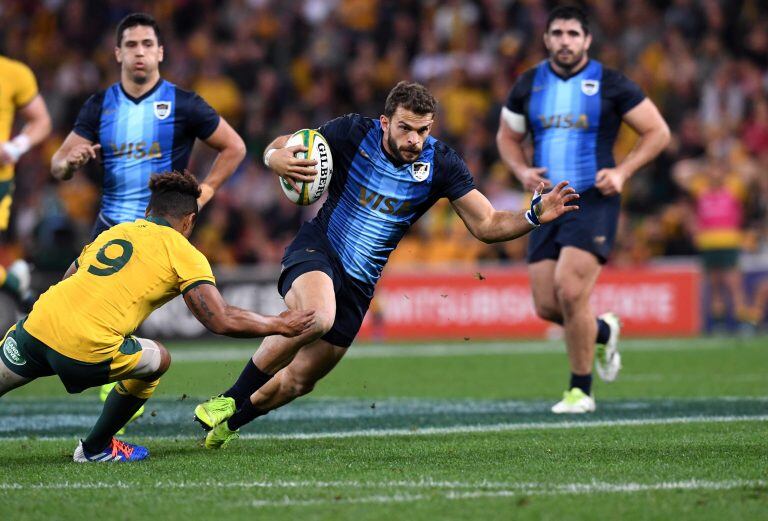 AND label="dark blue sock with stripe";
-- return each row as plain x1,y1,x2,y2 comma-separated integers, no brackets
595,318,611,344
